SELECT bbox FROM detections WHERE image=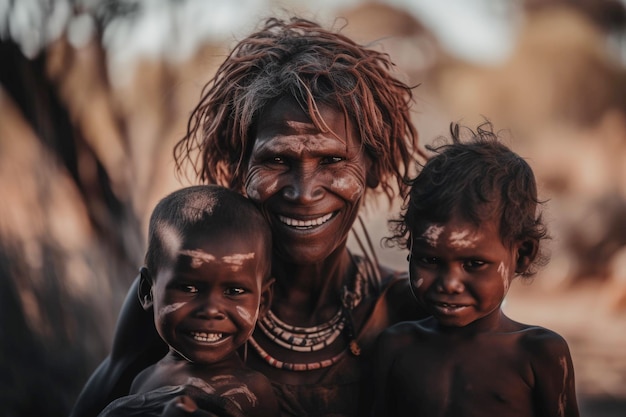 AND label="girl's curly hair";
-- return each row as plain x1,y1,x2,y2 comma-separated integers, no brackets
387,121,549,277
174,17,421,202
